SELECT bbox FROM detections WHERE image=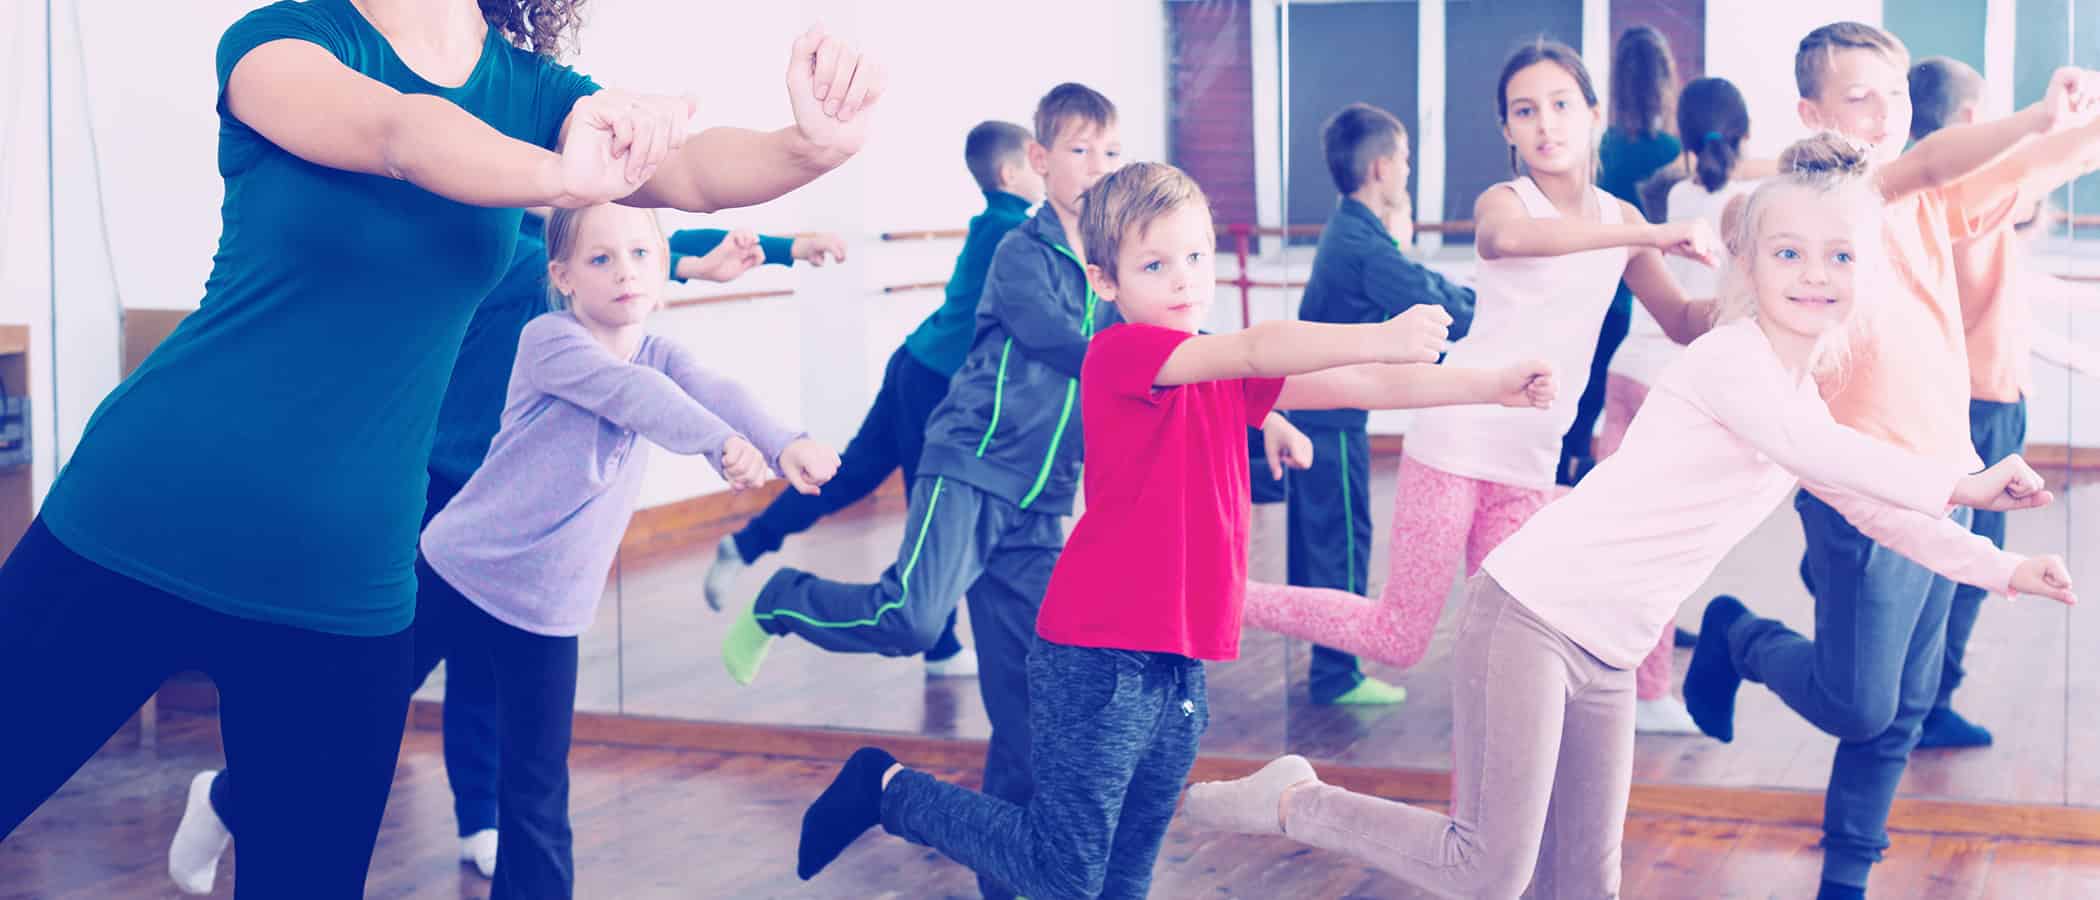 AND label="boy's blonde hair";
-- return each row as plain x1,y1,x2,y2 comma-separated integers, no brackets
1796,22,1910,100
1715,133,1887,376
542,204,667,310
1076,162,1211,283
